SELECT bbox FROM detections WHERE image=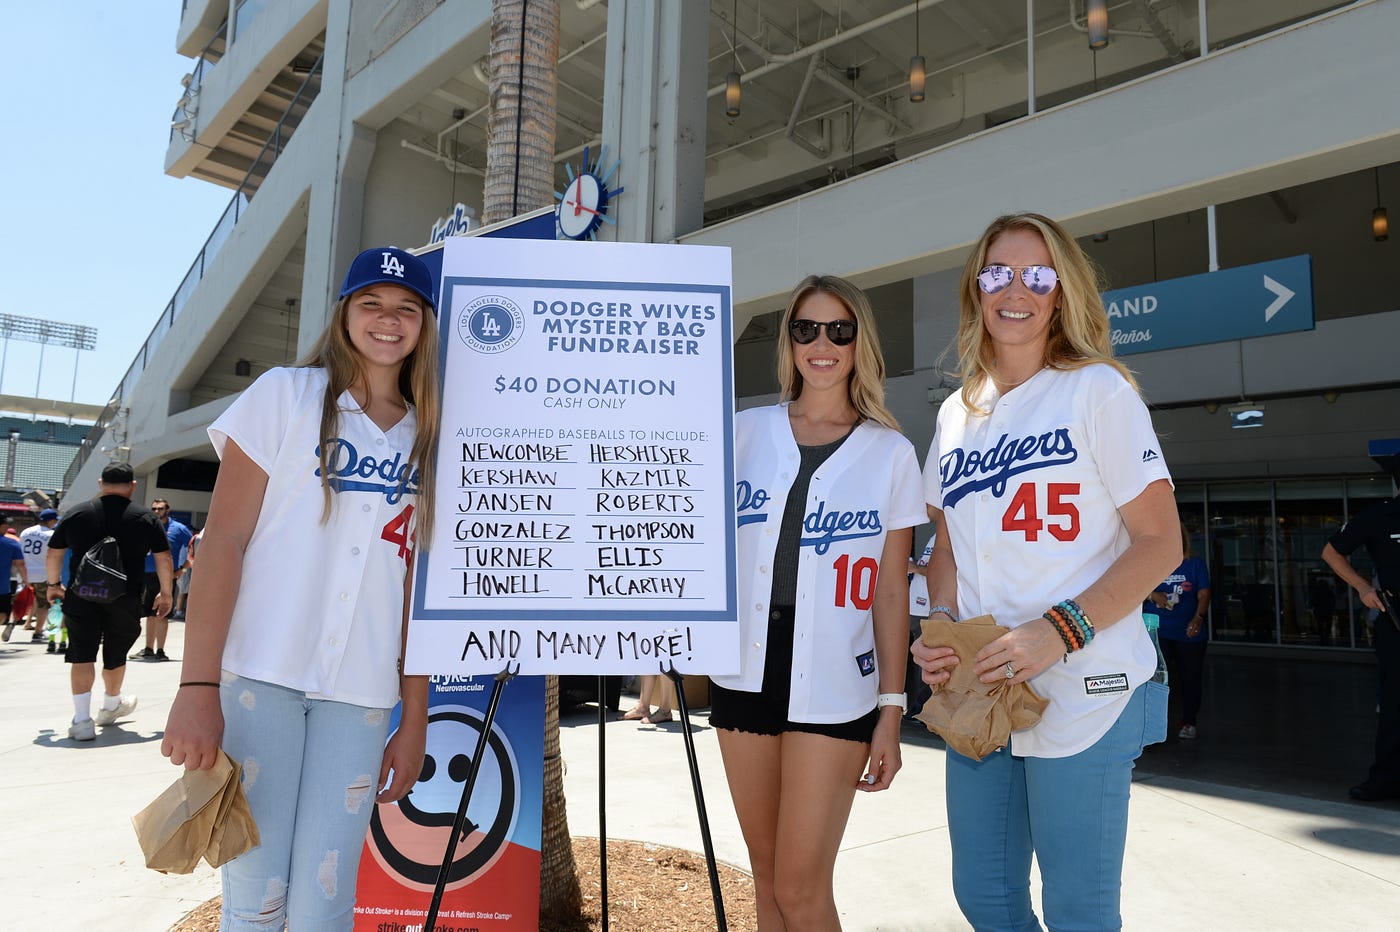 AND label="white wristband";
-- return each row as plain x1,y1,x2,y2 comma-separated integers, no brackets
877,693,907,712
